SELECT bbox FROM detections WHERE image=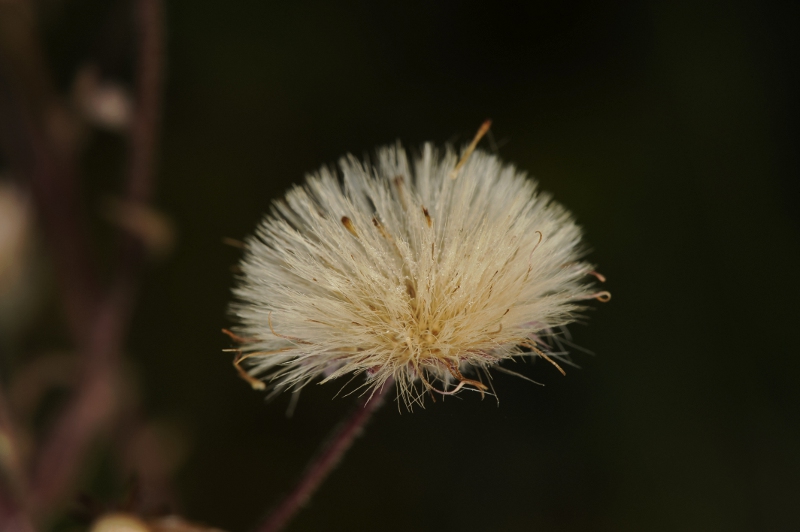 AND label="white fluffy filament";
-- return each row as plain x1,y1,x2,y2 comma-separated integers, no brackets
230,142,602,409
